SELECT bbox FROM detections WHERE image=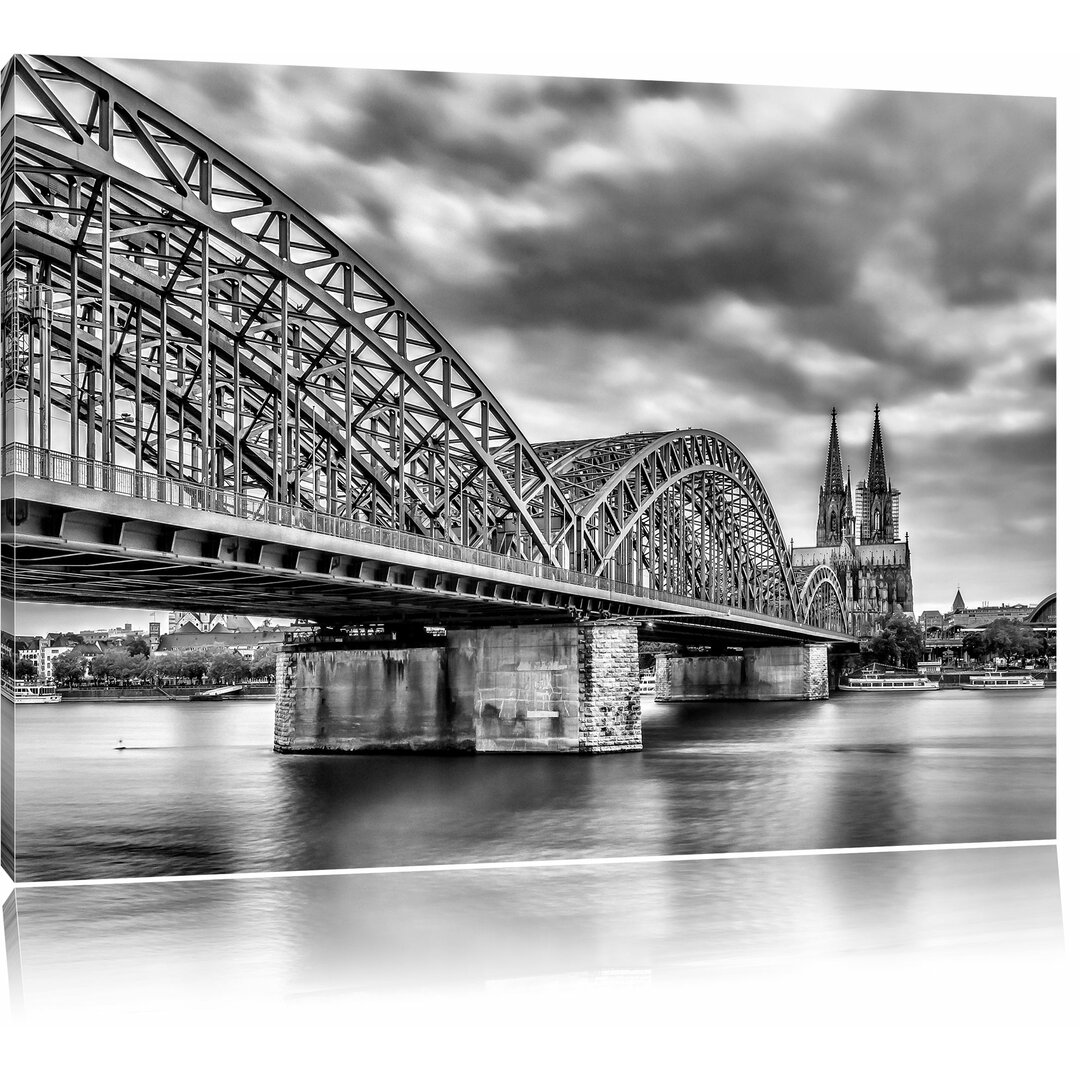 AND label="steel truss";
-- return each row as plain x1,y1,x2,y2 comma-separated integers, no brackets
537,431,847,630
2,54,576,567
2,55,848,635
